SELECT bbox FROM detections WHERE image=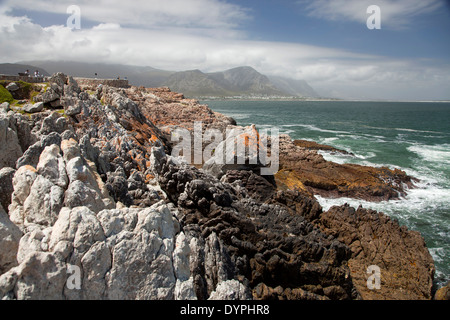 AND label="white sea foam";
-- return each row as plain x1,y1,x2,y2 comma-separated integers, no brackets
280,129,295,135
219,113,251,120
318,150,377,165
363,125,446,135
408,144,450,165
360,133,387,140
395,127,444,134
320,137,339,144
316,142,450,230
285,124,351,135
315,181,450,233
315,161,450,280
